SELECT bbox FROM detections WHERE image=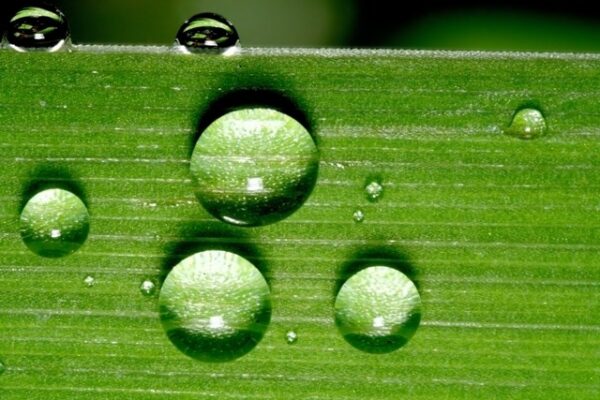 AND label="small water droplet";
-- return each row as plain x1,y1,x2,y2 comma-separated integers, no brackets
83,275,95,287
0,359,5,375
5,3,69,52
365,180,383,202
139,279,156,296
505,108,547,140
159,250,271,362
20,188,90,258
353,209,365,223
190,108,319,226
335,266,421,354
285,330,298,344
175,13,239,54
